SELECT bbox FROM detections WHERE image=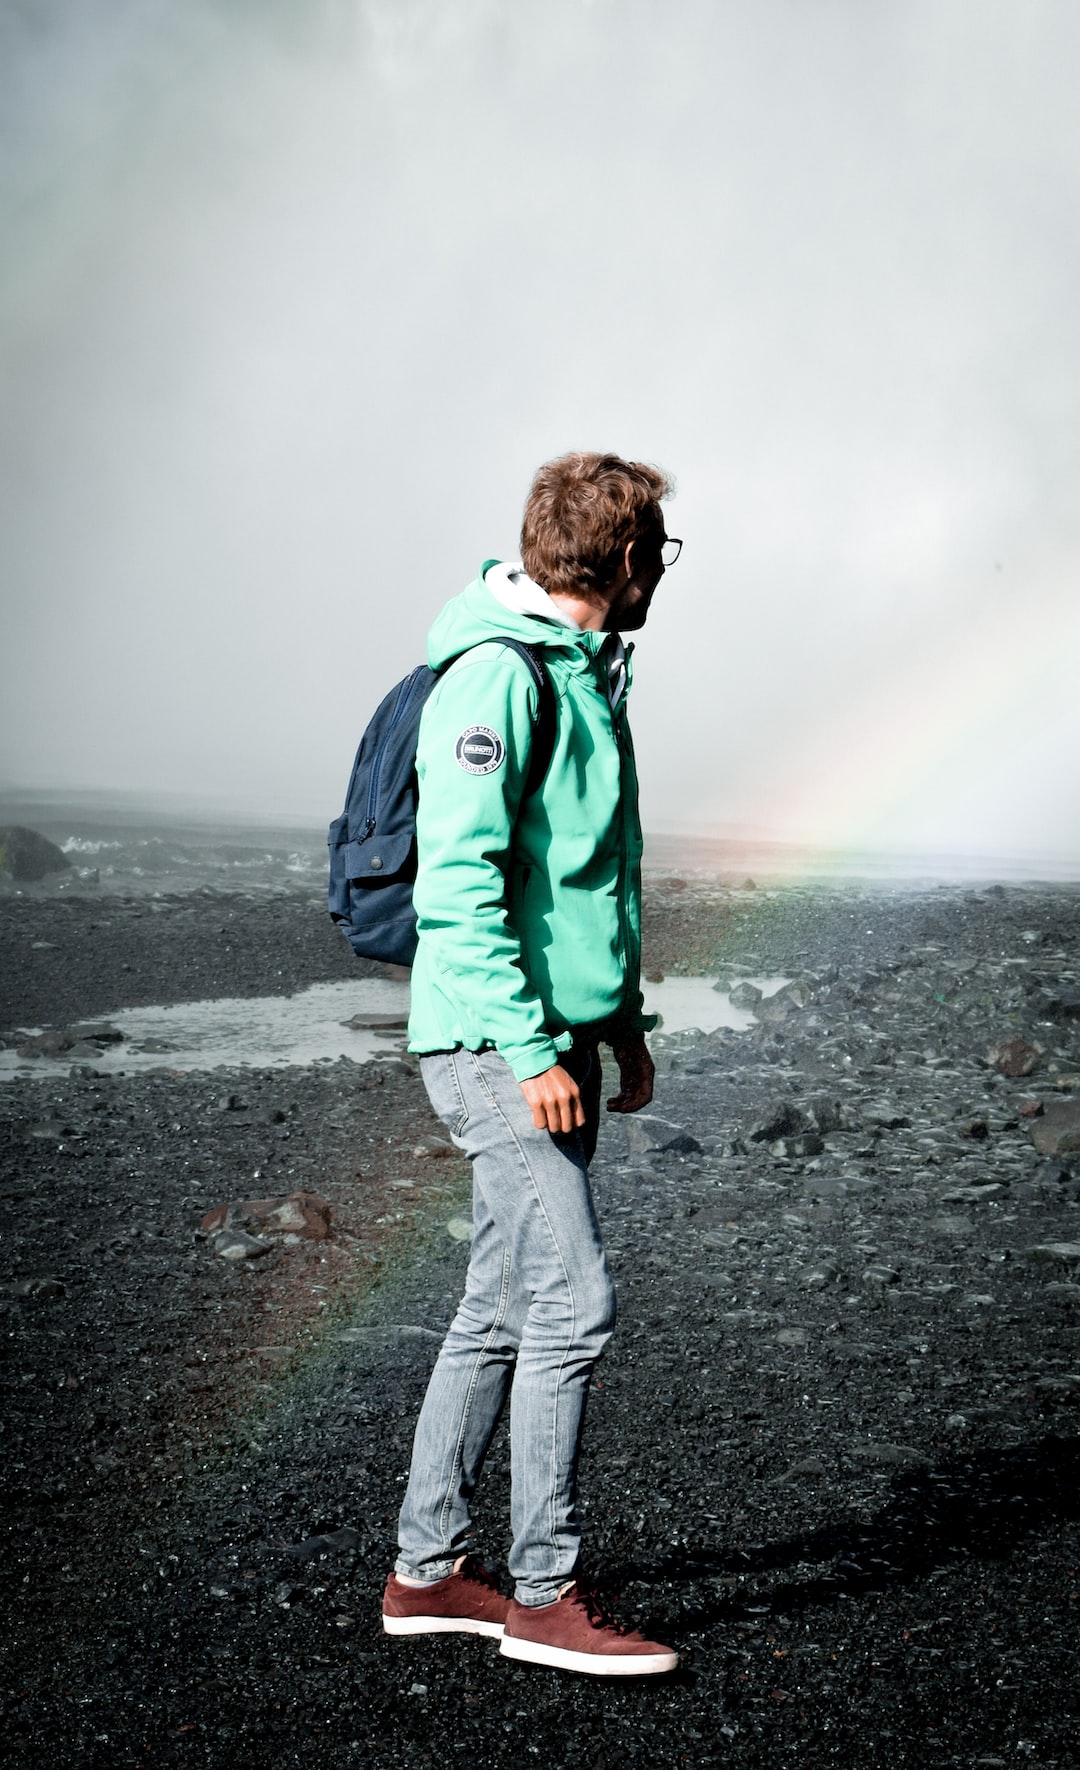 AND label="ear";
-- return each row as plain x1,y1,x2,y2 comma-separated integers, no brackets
621,539,636,583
